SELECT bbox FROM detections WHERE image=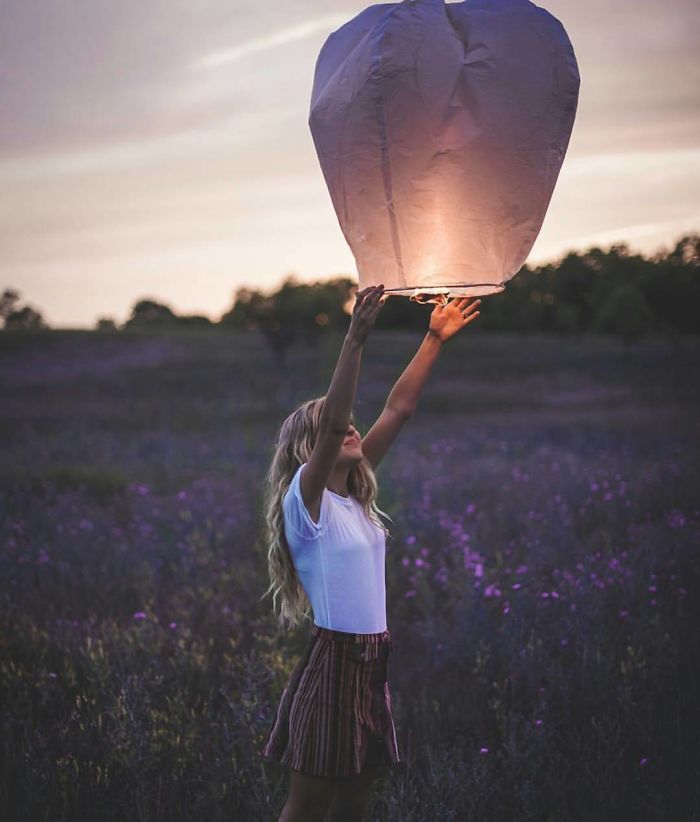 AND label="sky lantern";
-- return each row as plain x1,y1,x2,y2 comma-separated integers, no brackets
309,0,580,305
